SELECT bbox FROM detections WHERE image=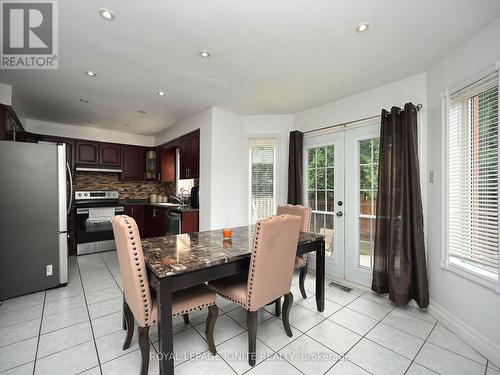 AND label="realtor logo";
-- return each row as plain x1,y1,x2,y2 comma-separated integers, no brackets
1,0,58,69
